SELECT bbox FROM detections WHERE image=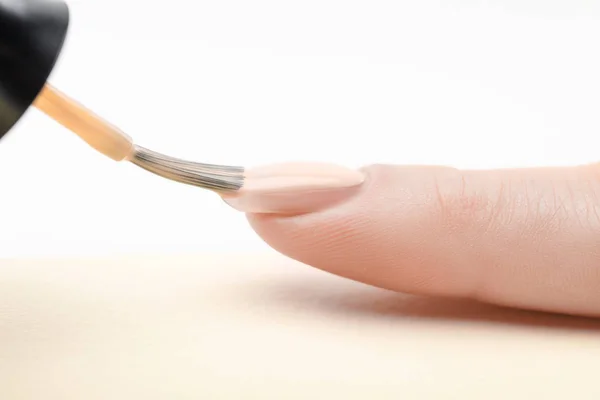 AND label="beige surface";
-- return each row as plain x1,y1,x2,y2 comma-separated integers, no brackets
1,253,600,399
